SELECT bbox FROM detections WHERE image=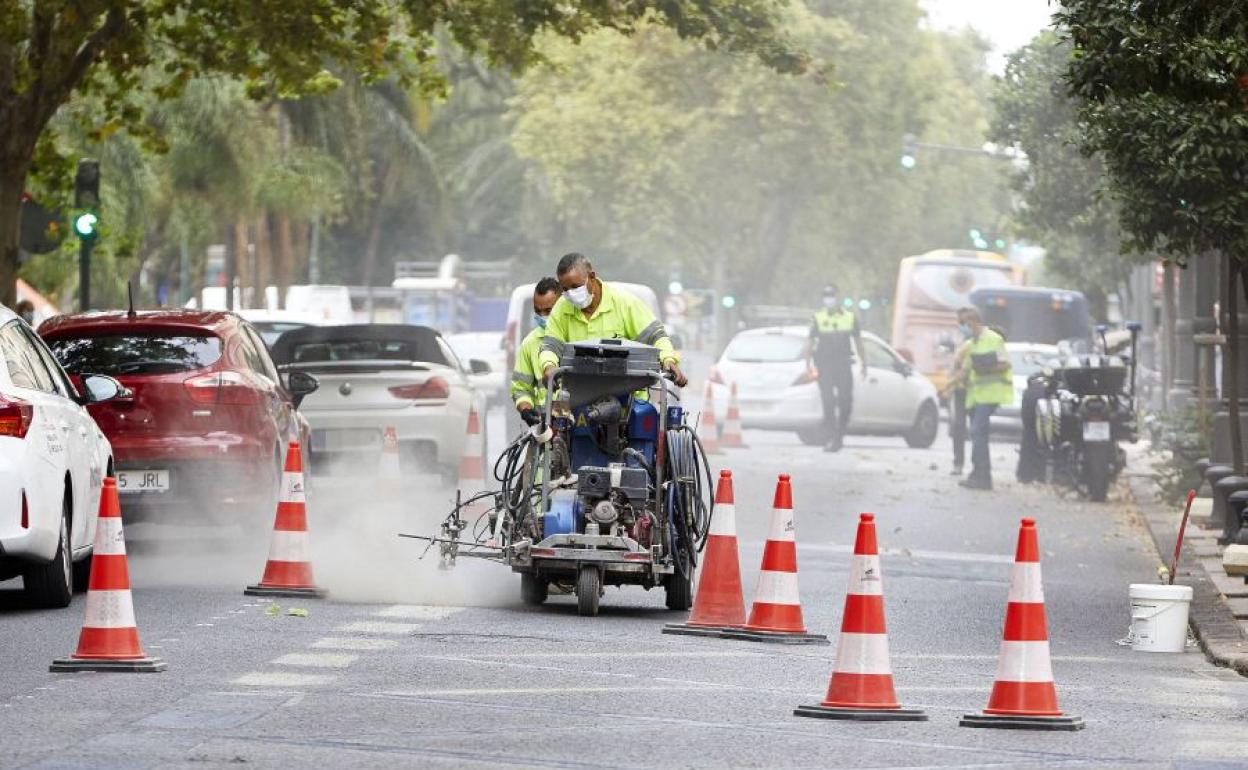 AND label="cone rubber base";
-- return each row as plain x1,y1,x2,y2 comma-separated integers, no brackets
959,713,1085,731
244,584,327,598
720,628,830,645
794,704,927,722
661,623,741,638
50,657,166,673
